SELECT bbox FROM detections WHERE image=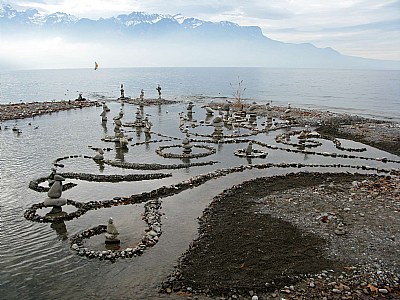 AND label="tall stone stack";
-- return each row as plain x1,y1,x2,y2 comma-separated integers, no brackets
100,105,108,122
143,117,152,137
187,102,194,118
156,84,162,100
265,102,273,129
212,116,224,138
182,134,192,154
43,175,67,214
113,110,124,138
134,108,144,127
119,132,129,149
139,89,145,109
247,102,258,125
